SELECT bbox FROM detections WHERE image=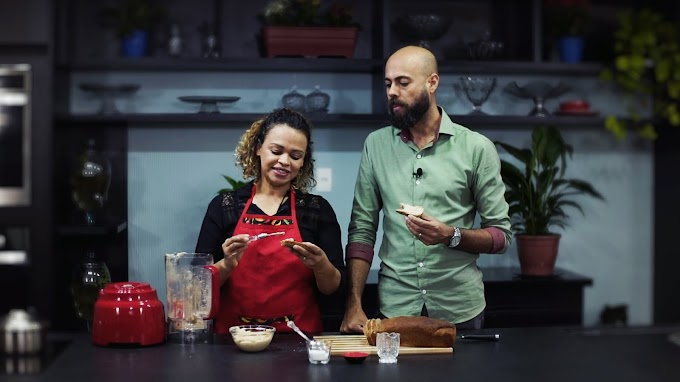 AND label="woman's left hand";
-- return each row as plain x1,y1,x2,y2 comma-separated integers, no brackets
285,241,328,270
